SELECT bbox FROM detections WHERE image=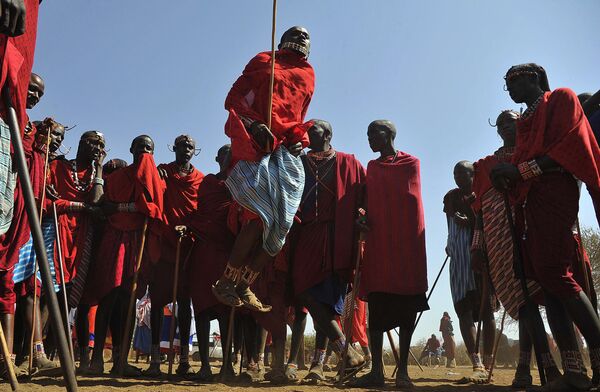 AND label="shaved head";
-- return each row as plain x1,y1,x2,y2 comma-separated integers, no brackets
369,120,396,140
